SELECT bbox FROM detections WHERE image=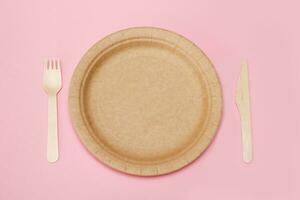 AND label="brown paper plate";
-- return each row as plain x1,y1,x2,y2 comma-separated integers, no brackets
69,27,222,176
